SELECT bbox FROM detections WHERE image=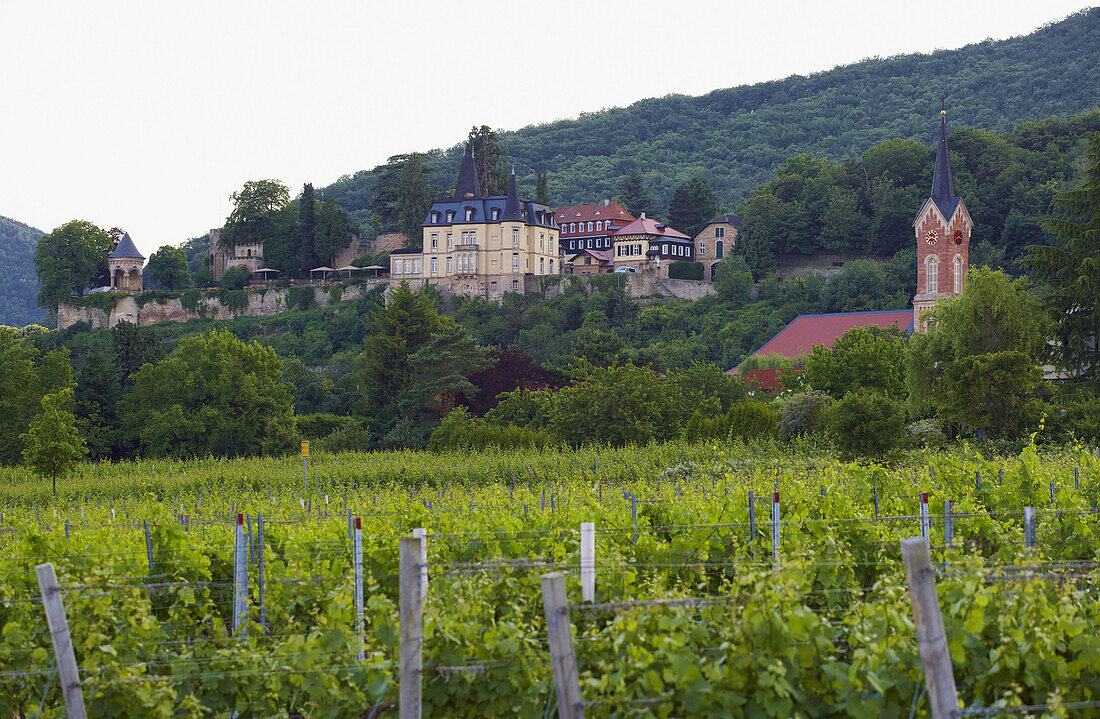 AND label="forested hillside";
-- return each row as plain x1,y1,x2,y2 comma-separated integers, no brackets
322,8,1100,229
0,215,46,328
